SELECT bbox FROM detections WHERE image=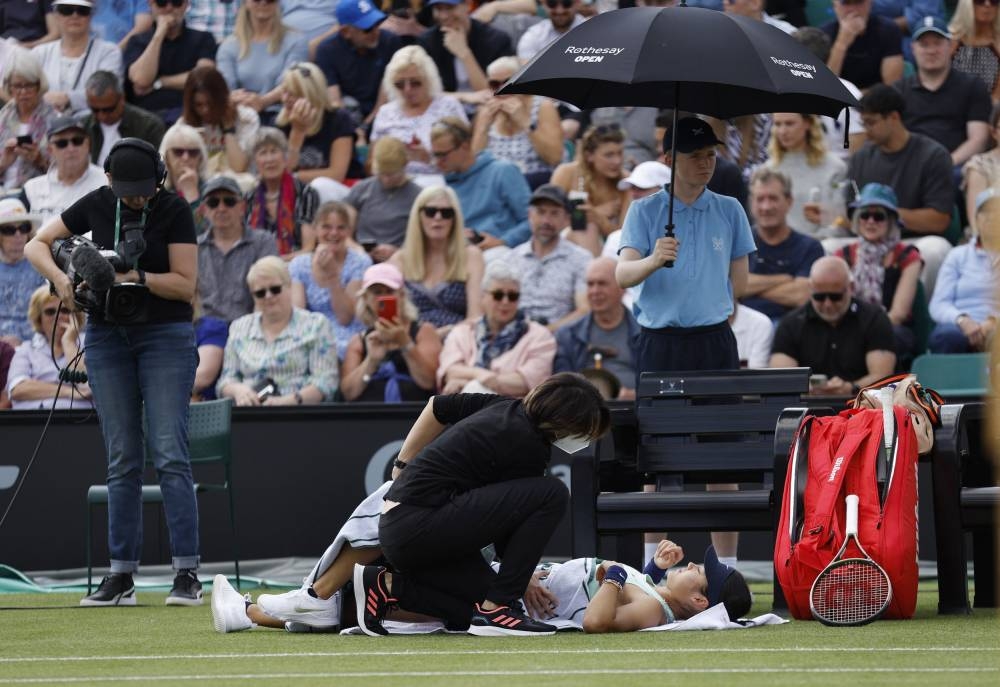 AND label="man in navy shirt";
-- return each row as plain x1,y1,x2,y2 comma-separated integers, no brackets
822,0,904,91
742,168,825,322
418,0,513,96
315,0,402,125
